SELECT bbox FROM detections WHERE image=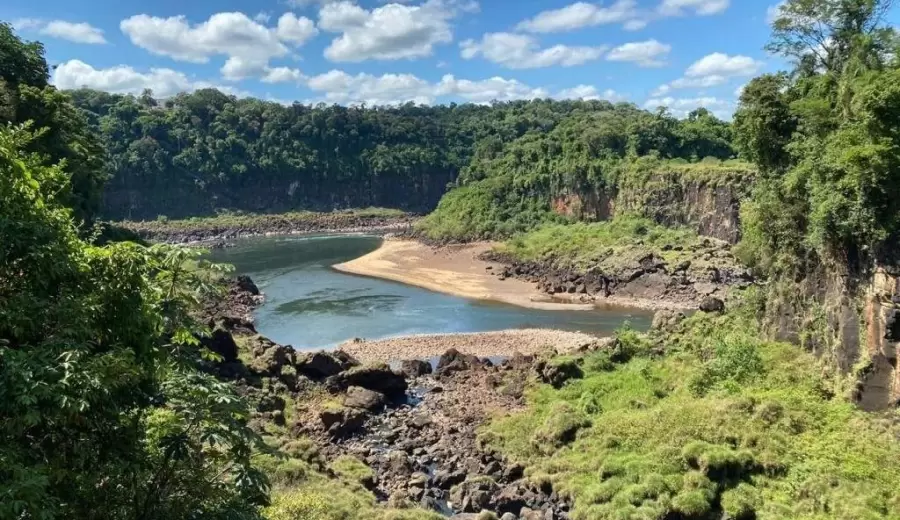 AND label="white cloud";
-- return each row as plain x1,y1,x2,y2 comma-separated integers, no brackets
51,59,250,98
654,52,762,94
11,19,107,44
276,12,318,45
262,66,305,83
658,0,730,16
606,40,671,67
734,83,746,97
685,52,762,77
254,12,272,23
437,75,549,103
556,85,627,102
318,0,475,62
121,12,316,80
460,32,606,69
766,2,785,24
516,0,643,33
644,95,732,118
